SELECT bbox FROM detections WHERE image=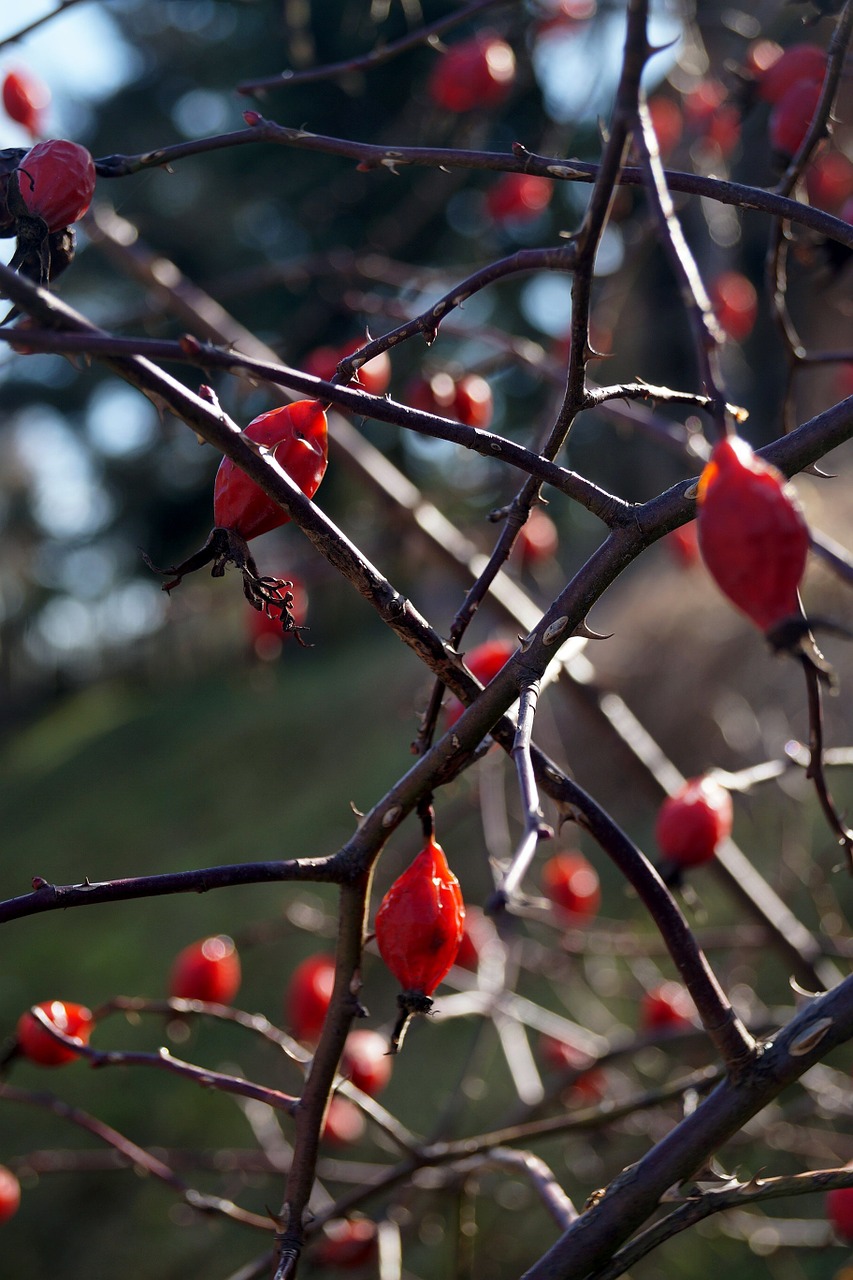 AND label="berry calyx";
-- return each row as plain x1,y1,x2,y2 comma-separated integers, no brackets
696,434,810,636
0,1166,21,1224
655,776,733,870
16,1000,94,1066
375,834,465,1050
285,953,336,1043
169,935,242,1005
541,852,601,920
